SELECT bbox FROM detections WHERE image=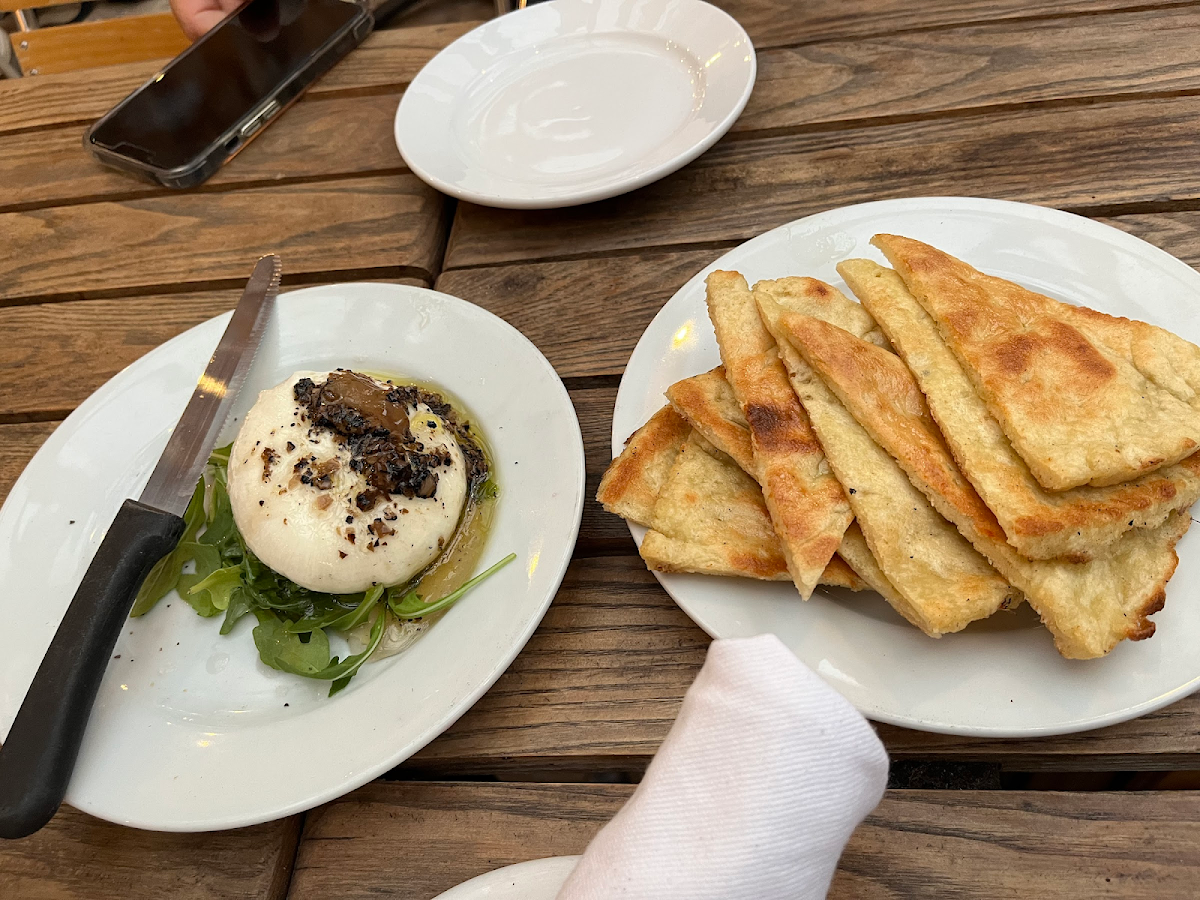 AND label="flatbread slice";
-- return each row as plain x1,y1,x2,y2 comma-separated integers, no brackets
640,433,865,589
596,405,691,527
665,366,756,475
759,291,1019,637
873,234,1200,490
841,259,1200,560
778,310,1191,658
705,271,851,598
